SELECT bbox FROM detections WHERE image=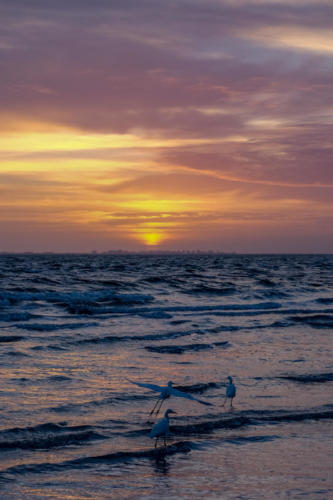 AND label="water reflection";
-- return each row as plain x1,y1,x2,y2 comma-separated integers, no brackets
152,454,171,475
149,451,172,498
